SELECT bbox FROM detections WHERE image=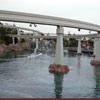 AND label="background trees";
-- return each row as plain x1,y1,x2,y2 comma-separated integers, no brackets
0,26,17,45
